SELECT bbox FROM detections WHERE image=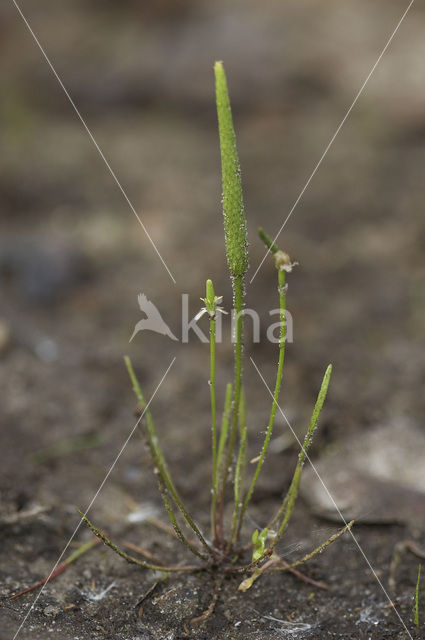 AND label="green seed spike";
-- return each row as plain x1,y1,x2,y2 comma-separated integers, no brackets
214,61,248,278
258,227,278,254
206,278,215,305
